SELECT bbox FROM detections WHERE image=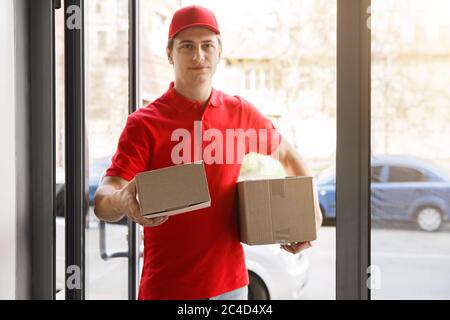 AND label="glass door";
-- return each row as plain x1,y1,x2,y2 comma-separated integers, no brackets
58,0,339,300
56,0,141,300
